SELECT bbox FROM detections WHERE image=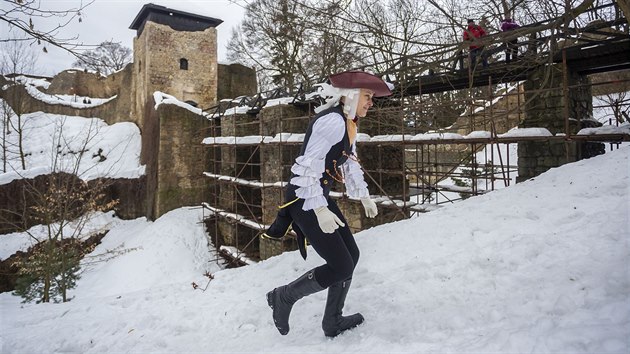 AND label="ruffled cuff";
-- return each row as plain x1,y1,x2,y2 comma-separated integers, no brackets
302,195,328,211
290,156,327,211
292,183,323,199
292,180,327,210
290,156,325,178
343,159,369,199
